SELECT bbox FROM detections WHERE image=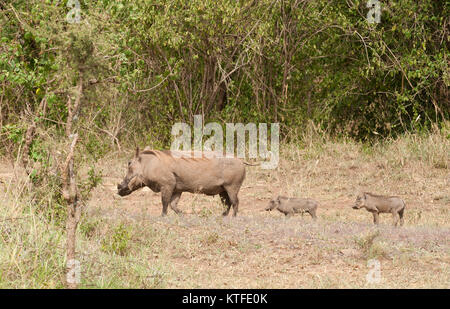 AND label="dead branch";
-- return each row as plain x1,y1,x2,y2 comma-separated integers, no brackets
21,122,36,174
63,74,83,289
63,132,80,289
21,97,47,175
